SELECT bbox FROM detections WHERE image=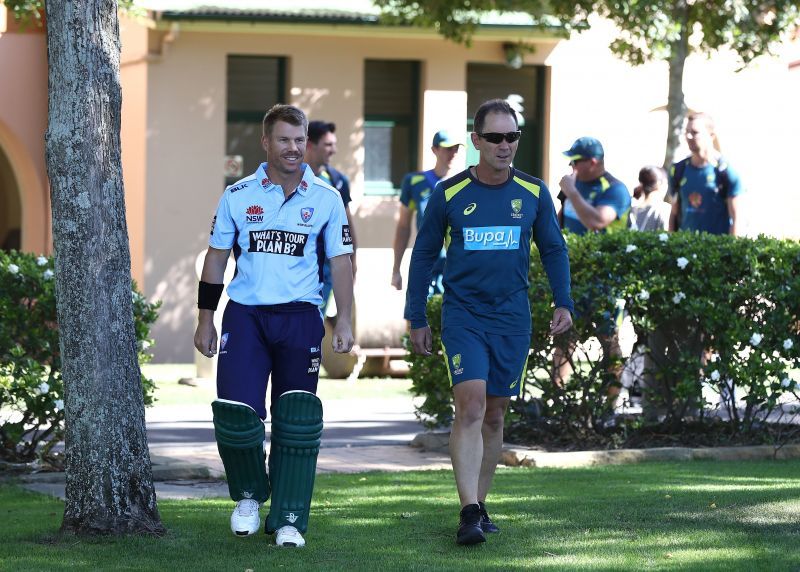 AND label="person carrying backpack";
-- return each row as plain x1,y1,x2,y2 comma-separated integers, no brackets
668,112,744,235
